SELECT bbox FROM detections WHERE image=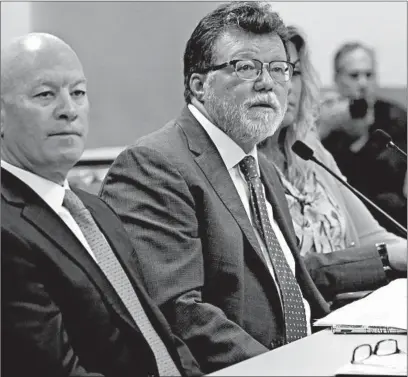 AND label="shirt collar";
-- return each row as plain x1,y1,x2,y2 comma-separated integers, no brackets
1,160,70,212
188,103,259,171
